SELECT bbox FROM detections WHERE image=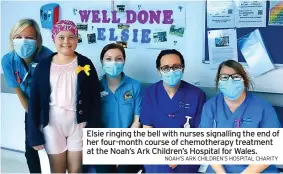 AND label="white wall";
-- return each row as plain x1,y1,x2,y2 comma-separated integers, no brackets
1,93,26,151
